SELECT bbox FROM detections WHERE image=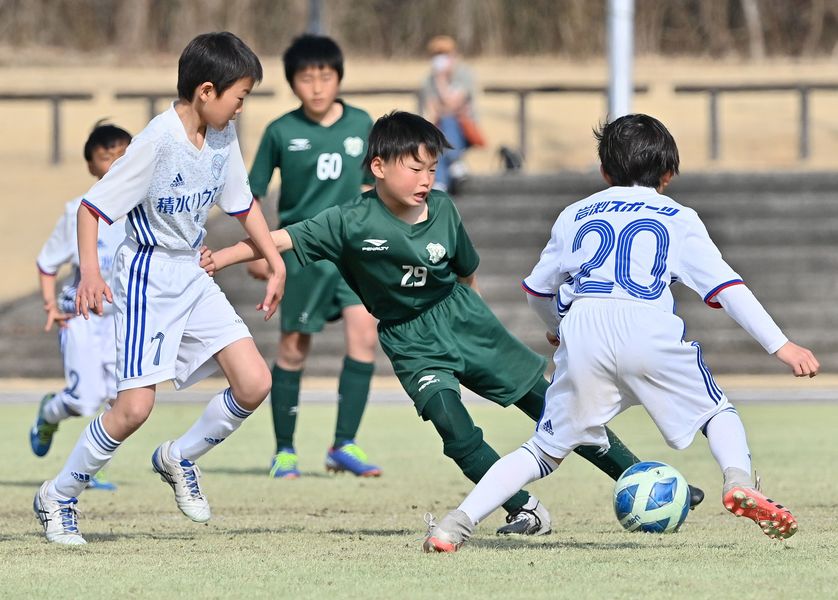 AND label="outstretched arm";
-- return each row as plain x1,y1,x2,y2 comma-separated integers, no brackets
38,271,70,331
213,229,293,273
716,285,819,377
